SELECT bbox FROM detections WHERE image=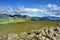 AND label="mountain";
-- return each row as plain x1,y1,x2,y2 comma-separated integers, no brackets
29,16,60,21
0,14,25,24
0,14,60,24
39,16,60,20
46,16,60,20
